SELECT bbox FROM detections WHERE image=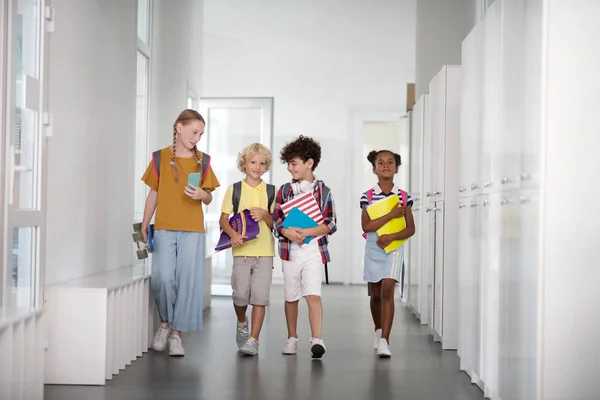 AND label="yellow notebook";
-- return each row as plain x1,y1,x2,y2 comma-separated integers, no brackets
366,195,407,253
